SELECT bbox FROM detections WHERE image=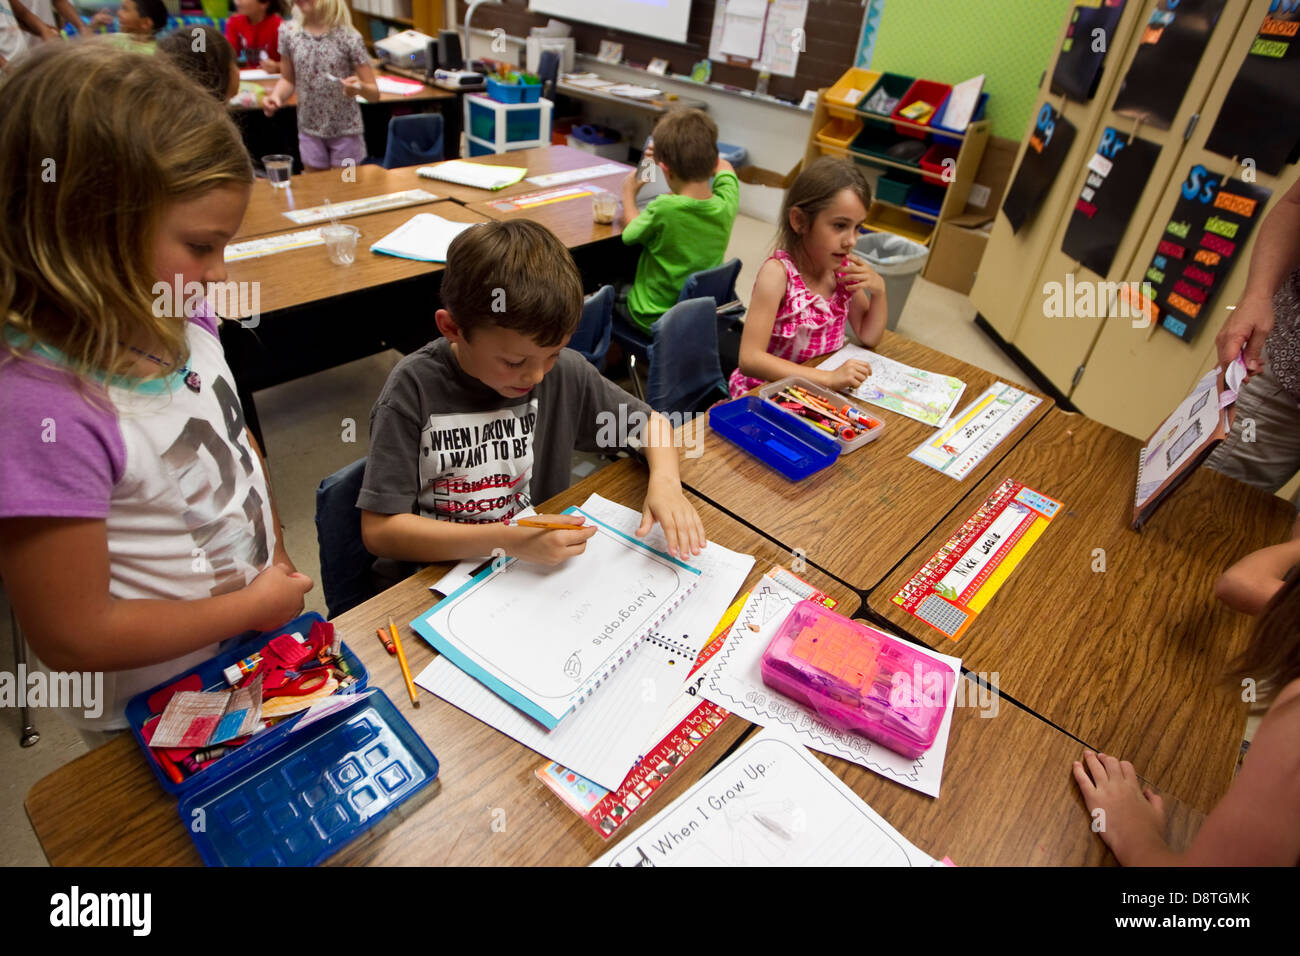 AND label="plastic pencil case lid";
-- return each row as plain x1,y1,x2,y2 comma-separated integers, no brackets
178,688,439,866
760,601,953,758
758,376,886,456
708,395,839,480
124,611,368,797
